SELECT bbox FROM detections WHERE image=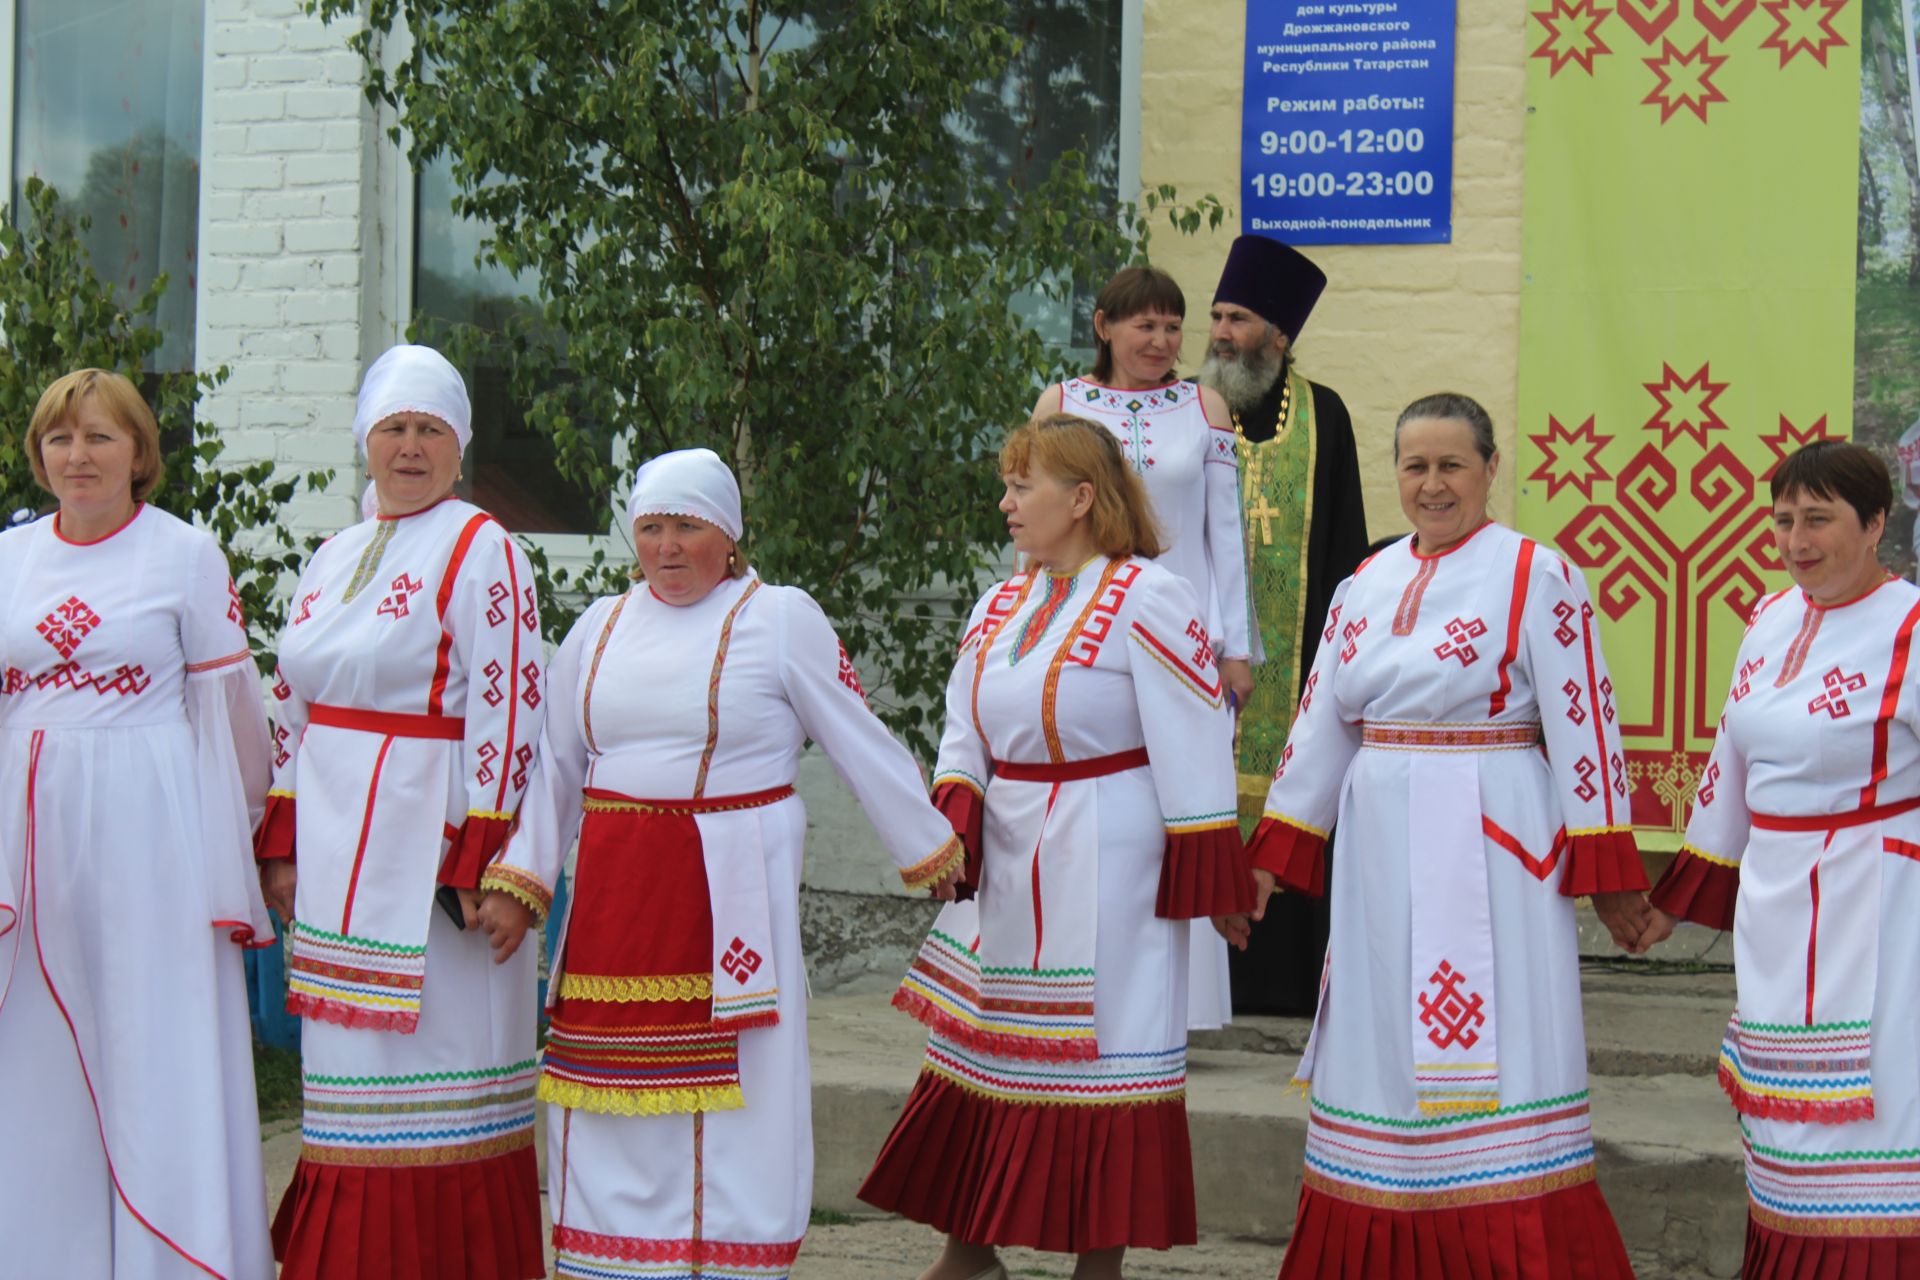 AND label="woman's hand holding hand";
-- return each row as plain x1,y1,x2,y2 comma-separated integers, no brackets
1633,905,1678,954
261,860,297,925
1213,913,1253,950
1251,868,1277,922
1592,890,1655,954
1220,659,1254,713
477,891,534,964
927,864,964,902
